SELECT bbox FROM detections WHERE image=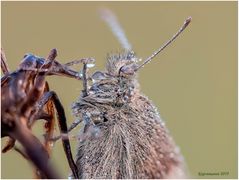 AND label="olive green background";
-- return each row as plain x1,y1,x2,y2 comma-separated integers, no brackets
1,1,237,179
